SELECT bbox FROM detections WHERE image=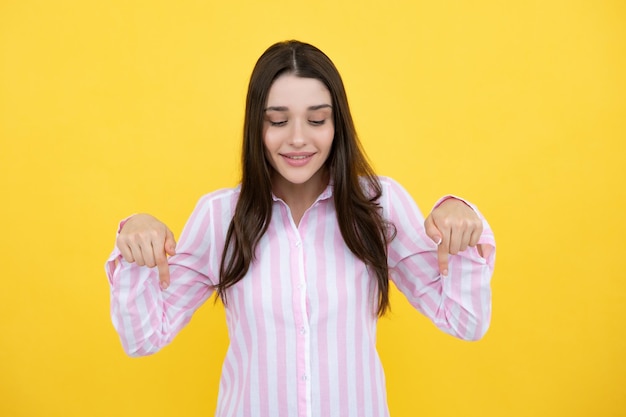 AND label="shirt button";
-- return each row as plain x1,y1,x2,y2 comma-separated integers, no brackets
299,327,306,335
295,241,302,247
301,375,308,381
